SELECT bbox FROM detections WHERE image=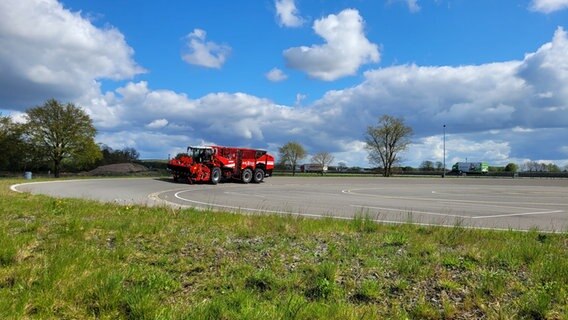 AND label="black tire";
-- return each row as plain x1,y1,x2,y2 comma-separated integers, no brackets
253,168,264,183
210,167,221,185
241,168,253,184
